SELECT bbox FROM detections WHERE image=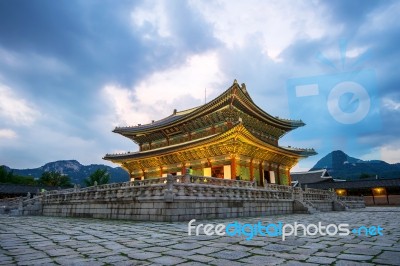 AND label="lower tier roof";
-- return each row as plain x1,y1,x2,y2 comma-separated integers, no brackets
104,123,316,168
